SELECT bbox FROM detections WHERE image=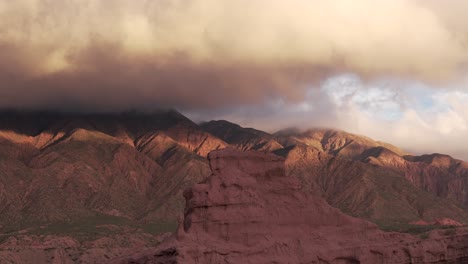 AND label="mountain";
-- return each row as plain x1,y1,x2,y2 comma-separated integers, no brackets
274,128,468,211
1,111,468,262
2,112,466,229
0,110,227,229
